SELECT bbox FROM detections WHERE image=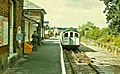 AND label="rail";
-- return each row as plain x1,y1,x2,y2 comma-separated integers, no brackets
75,50,100,74
64,50,77,74
64,49,101,74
